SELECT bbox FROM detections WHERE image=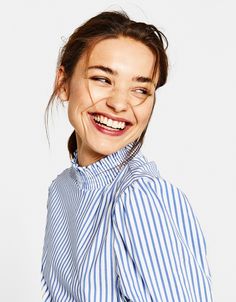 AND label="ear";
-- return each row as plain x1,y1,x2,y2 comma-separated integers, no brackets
56,66,69,101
